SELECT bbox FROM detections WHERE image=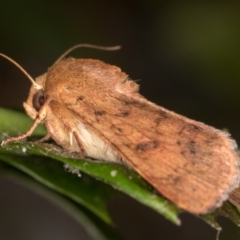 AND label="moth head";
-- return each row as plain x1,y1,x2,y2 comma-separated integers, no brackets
23,74,46,119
